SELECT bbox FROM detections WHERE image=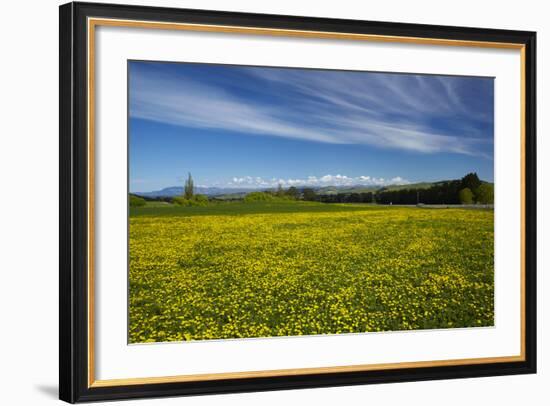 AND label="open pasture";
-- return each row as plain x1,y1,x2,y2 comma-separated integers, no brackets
129,202,494,343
